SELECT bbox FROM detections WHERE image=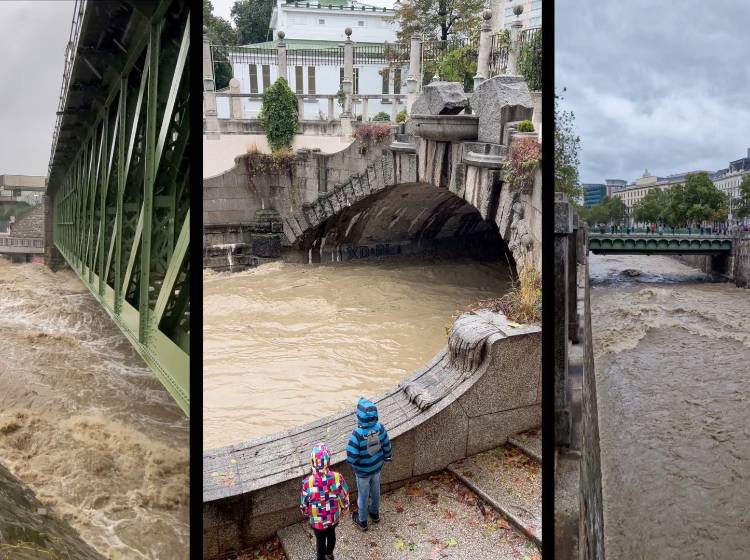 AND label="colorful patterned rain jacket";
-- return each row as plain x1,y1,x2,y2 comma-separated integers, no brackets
300,444,350,530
